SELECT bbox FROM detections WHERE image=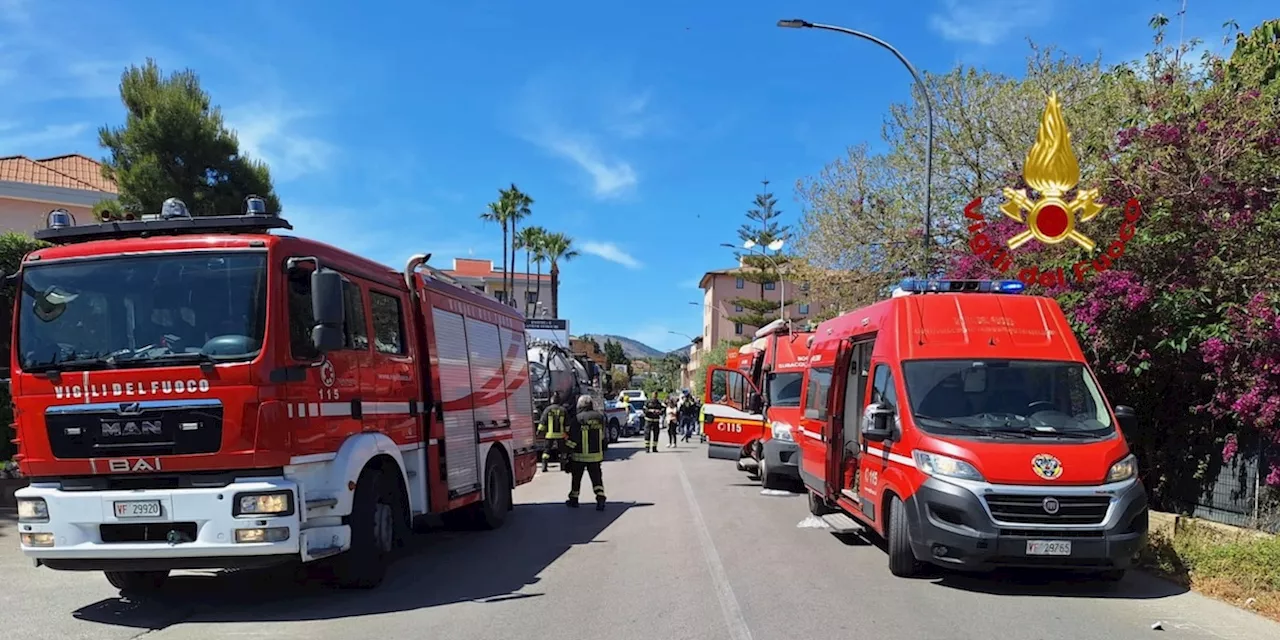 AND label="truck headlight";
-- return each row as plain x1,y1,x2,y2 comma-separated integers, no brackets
770,422,794,441
913,451,984,482
1105,454,1138,483
234,491,294,517
18,498,48,523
